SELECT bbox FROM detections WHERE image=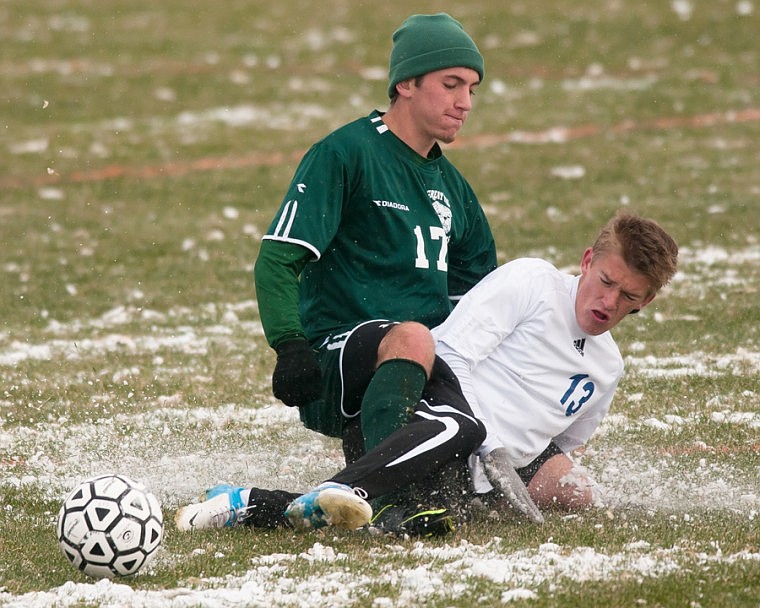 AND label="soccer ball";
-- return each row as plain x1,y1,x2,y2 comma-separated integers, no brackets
57,474,164,579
